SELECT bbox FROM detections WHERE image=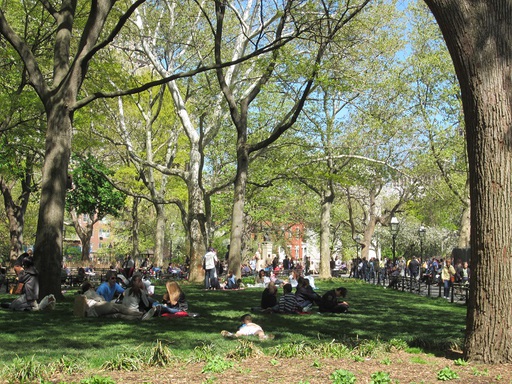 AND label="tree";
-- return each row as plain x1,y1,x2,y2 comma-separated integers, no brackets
404,2,469,247
0,24,45,261
0,0,149,298
424,0,512,363
66,155,125,261
217,0,371,277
